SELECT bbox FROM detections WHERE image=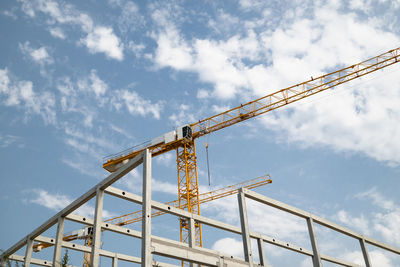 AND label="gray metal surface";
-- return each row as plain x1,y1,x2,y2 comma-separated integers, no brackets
53,216,65,267
90,187,104,266
141,149,152,267
307,217,322,267
238,189,253,266
360,238,372,267
256,238,266,266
